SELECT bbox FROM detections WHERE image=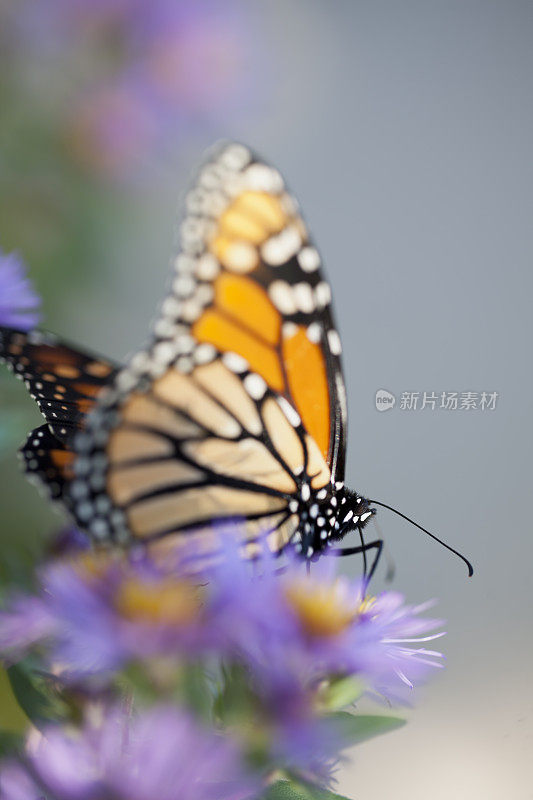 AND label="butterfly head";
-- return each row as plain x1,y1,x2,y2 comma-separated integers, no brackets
292,485,375,559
